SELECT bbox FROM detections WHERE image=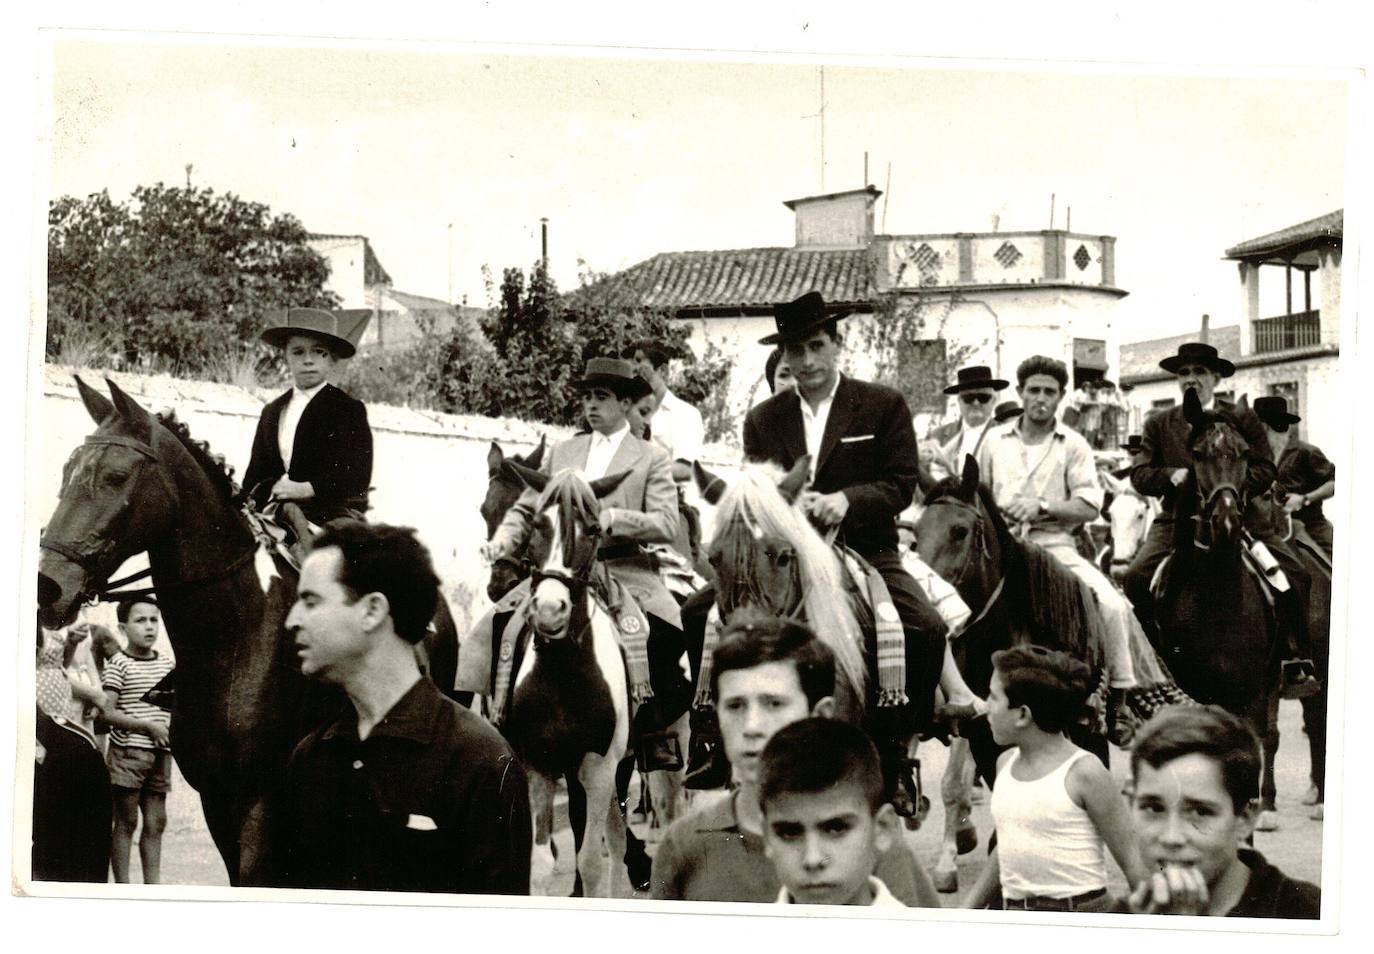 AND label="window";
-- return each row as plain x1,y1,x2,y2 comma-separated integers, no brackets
1152,398,1176,411
1269,381,1299,417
